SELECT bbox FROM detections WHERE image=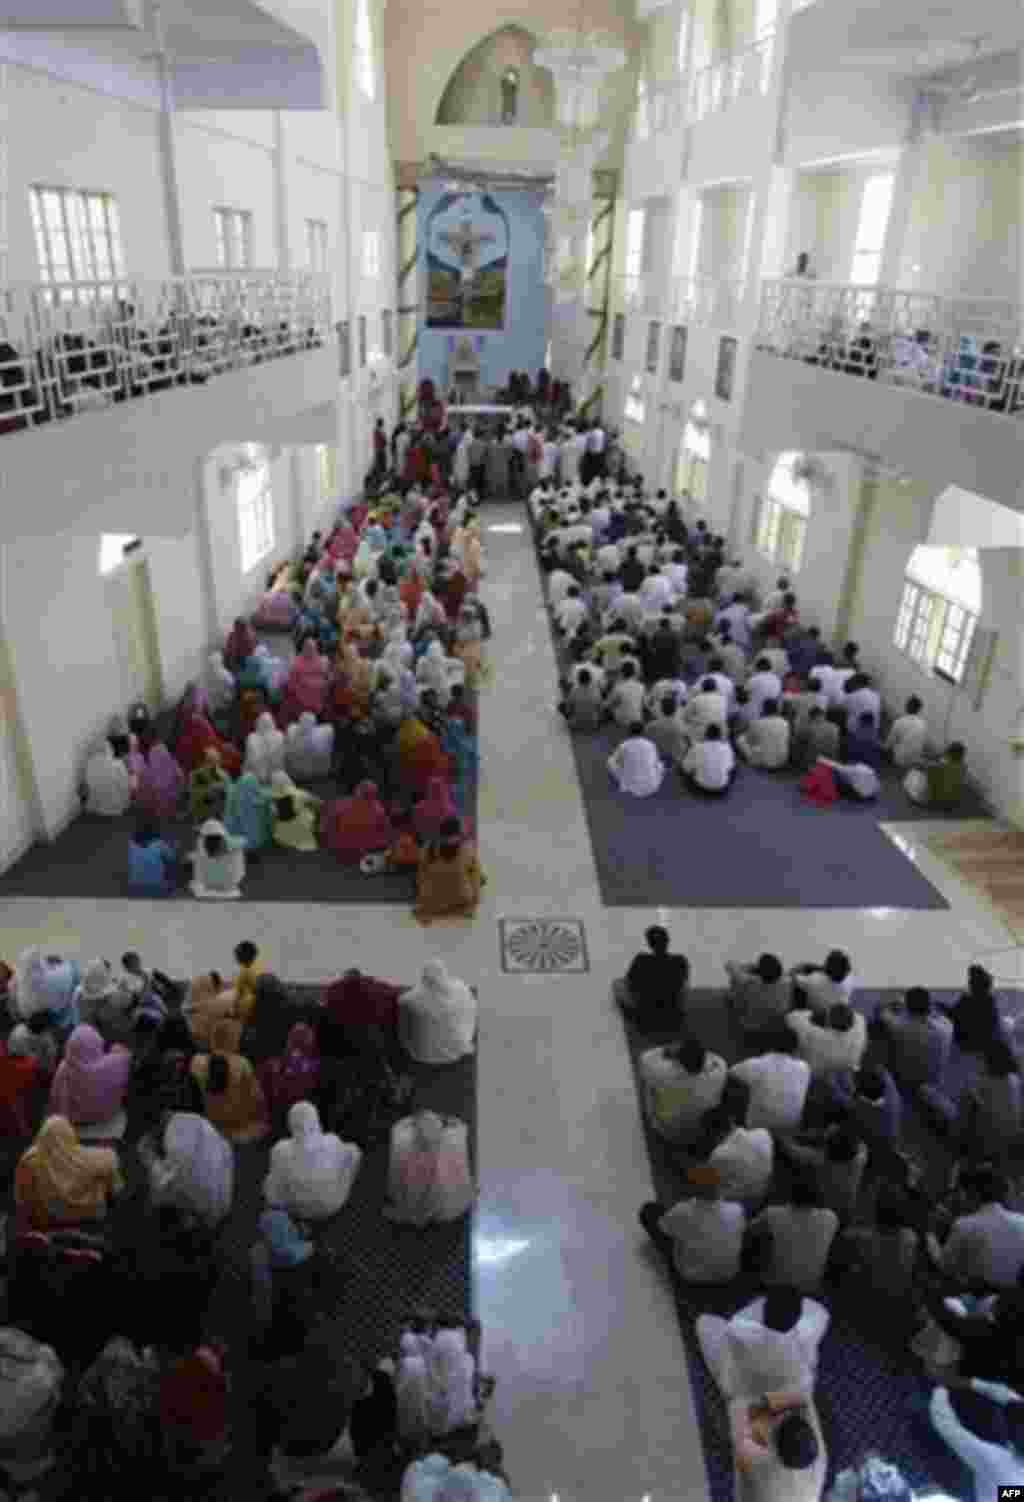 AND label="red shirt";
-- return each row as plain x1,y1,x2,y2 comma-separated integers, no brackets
324,972,403,1029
